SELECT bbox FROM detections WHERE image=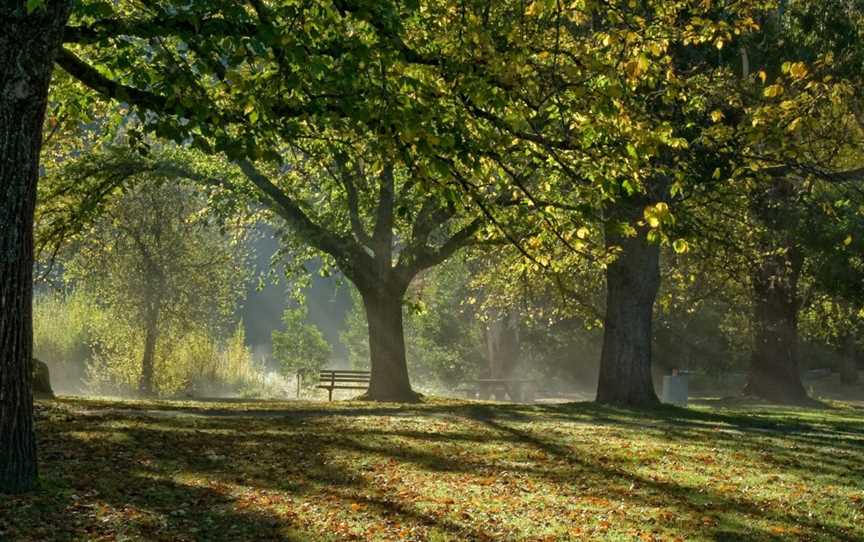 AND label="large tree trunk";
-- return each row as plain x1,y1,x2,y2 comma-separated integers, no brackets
744,249,809,403
359,286,418,402
596,203,661,407
0,1,72,493
138,305,159,396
